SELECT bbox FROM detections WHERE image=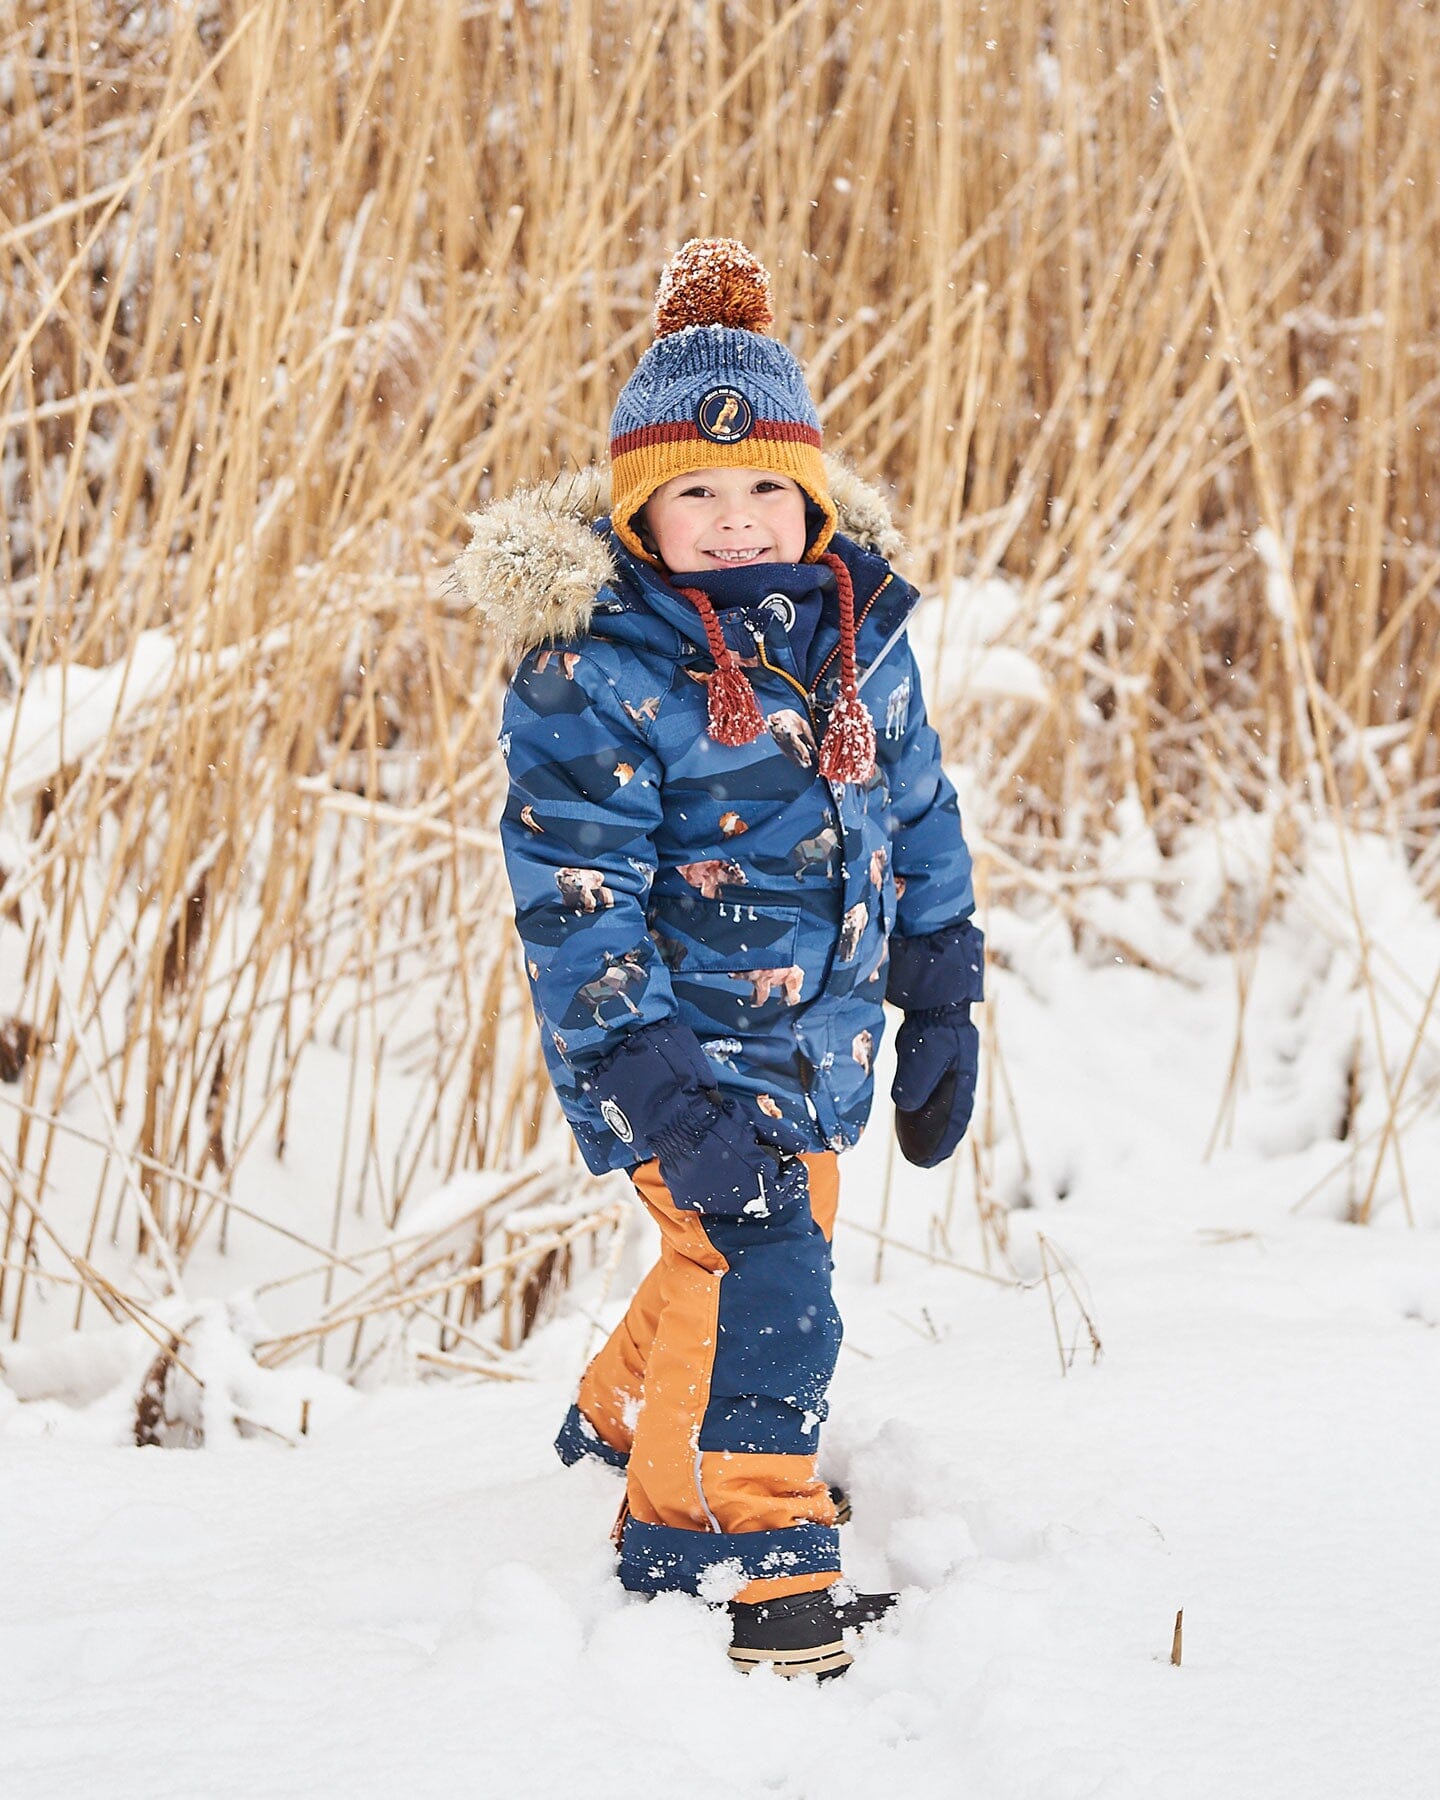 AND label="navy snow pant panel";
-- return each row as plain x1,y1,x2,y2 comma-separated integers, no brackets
571,1151,843,1602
